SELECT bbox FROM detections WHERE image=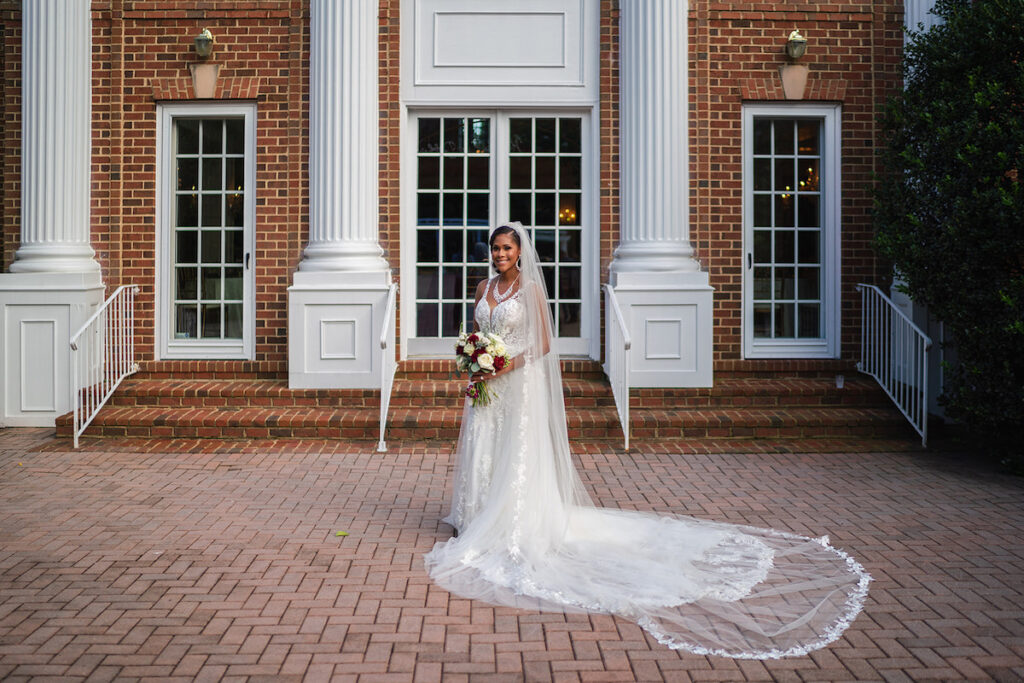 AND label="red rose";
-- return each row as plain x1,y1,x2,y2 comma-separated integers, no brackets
467,333,480,344
456,344,464,356
493,356,506,371
472,348,482,360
